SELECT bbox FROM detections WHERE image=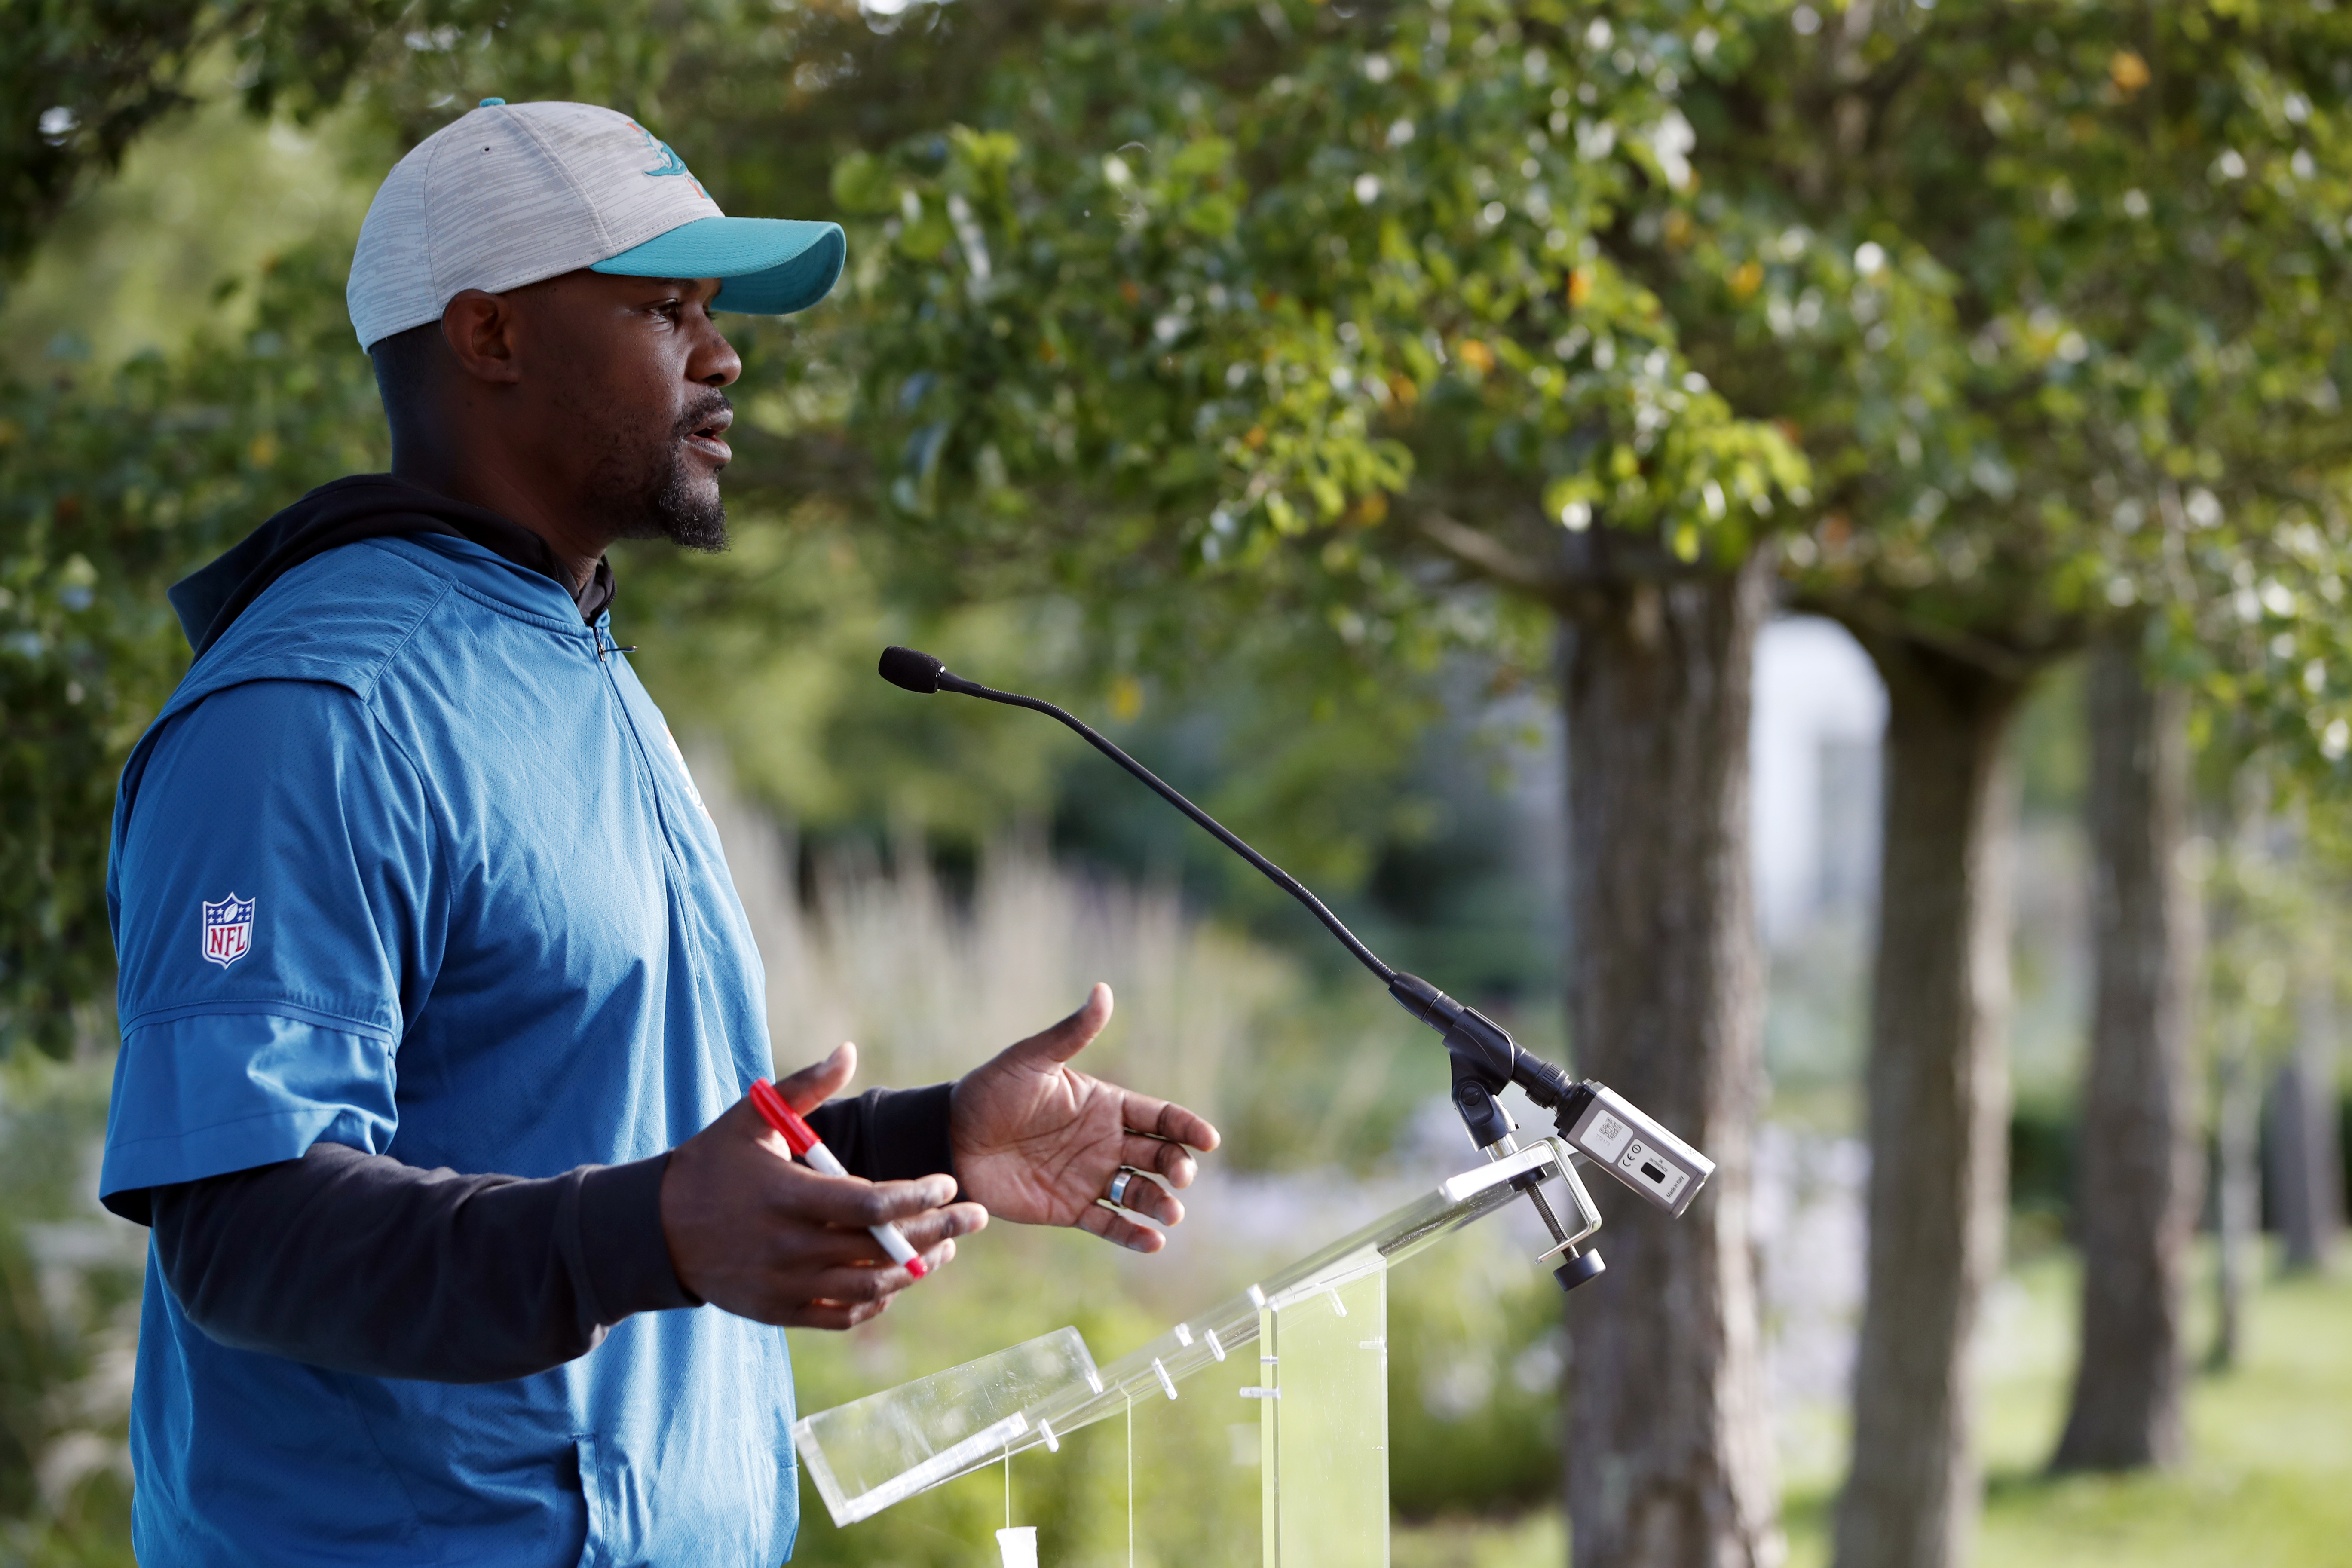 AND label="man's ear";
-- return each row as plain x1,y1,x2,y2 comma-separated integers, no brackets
440,290,525,386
